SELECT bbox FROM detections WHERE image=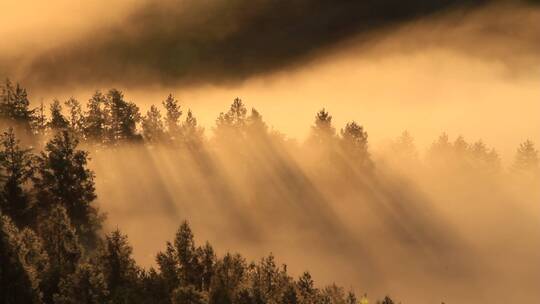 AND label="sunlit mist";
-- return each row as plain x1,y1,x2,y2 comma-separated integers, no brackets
0,1,539,304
